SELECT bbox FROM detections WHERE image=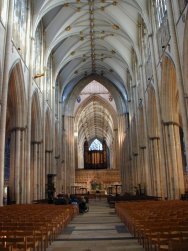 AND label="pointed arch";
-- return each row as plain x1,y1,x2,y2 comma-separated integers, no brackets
160,55,179,123
7,60,27,131
146,84,159,137
5,60,27,204
31,90,42,142
159,55,185,198
74,94,117,149
63,74,127,116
